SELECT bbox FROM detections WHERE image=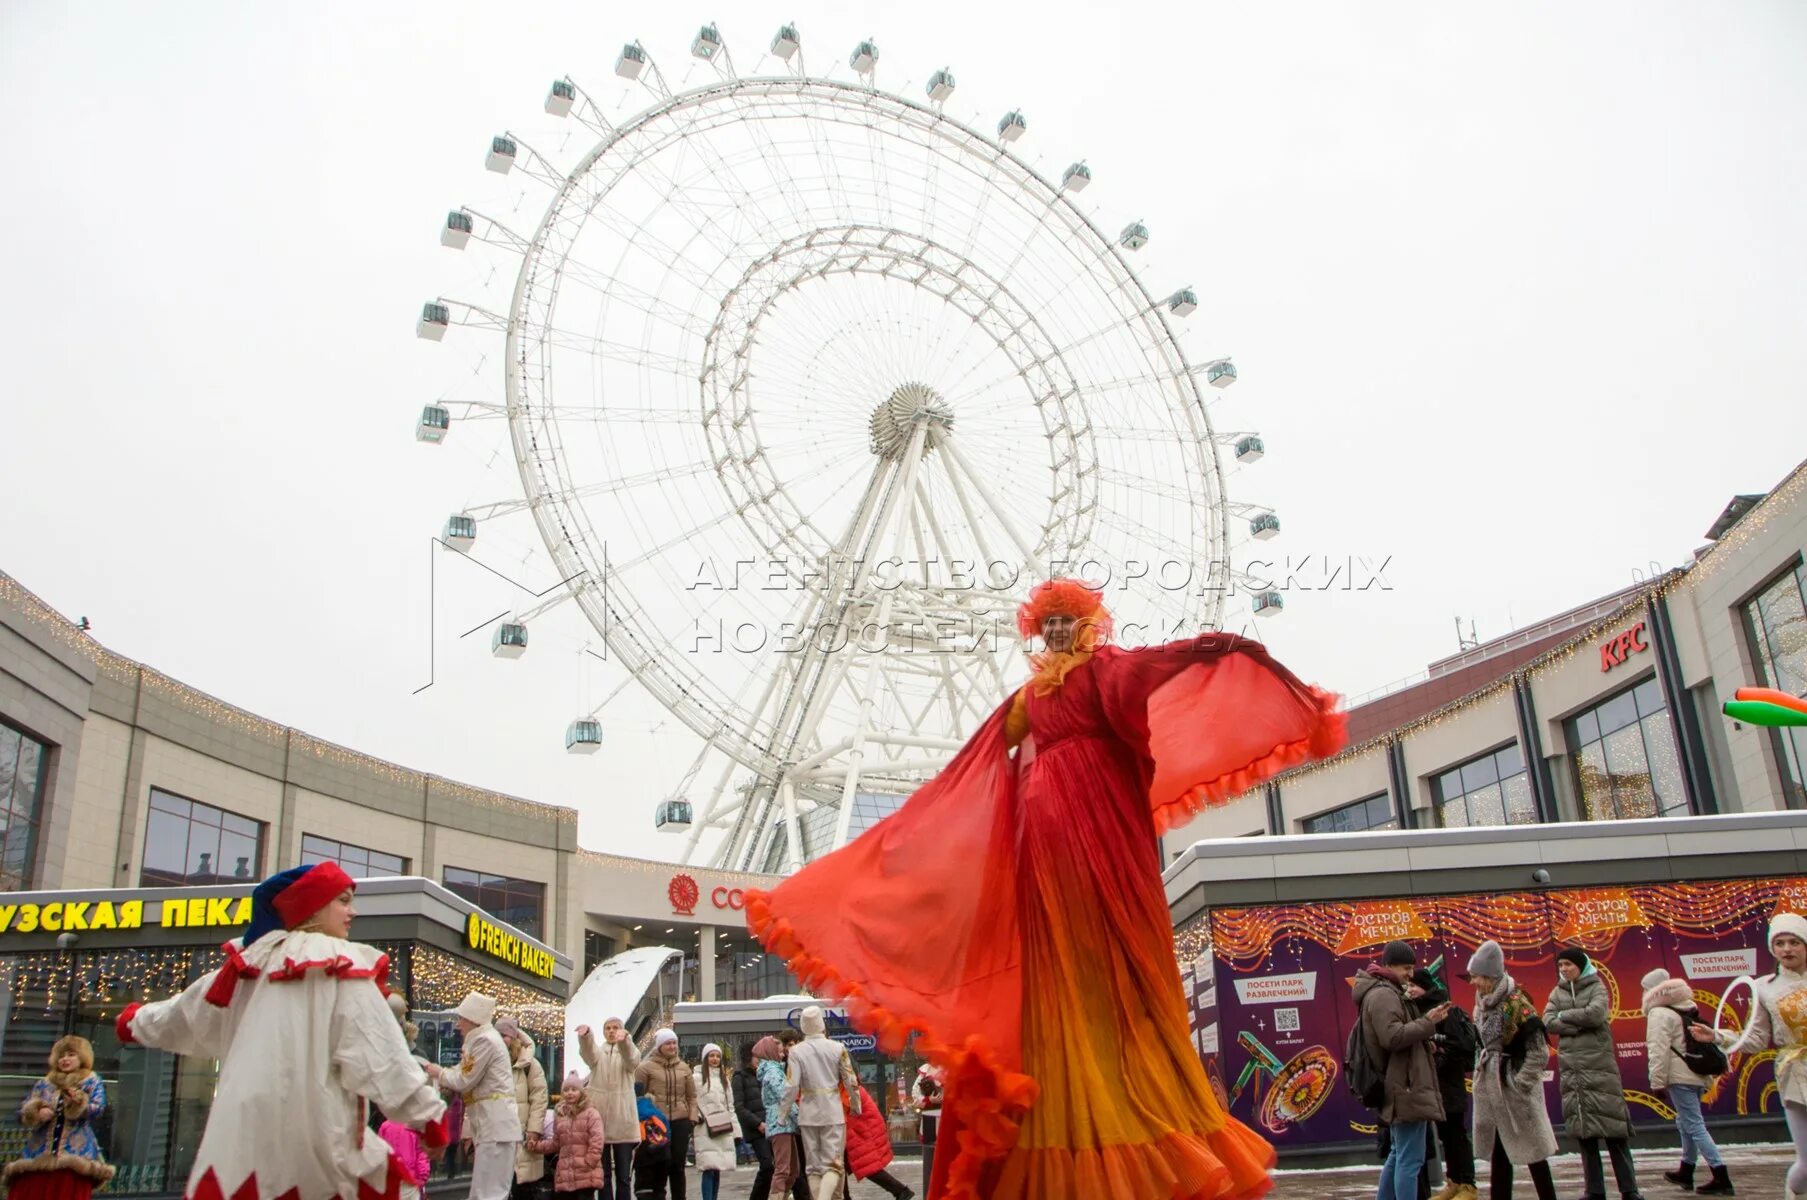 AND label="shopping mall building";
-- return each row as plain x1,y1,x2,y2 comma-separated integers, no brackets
0,455,1802,1180
1162,455,1807,849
